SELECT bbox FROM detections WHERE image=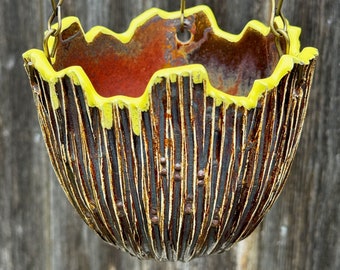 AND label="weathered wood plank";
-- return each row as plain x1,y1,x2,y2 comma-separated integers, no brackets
0,0,338,269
